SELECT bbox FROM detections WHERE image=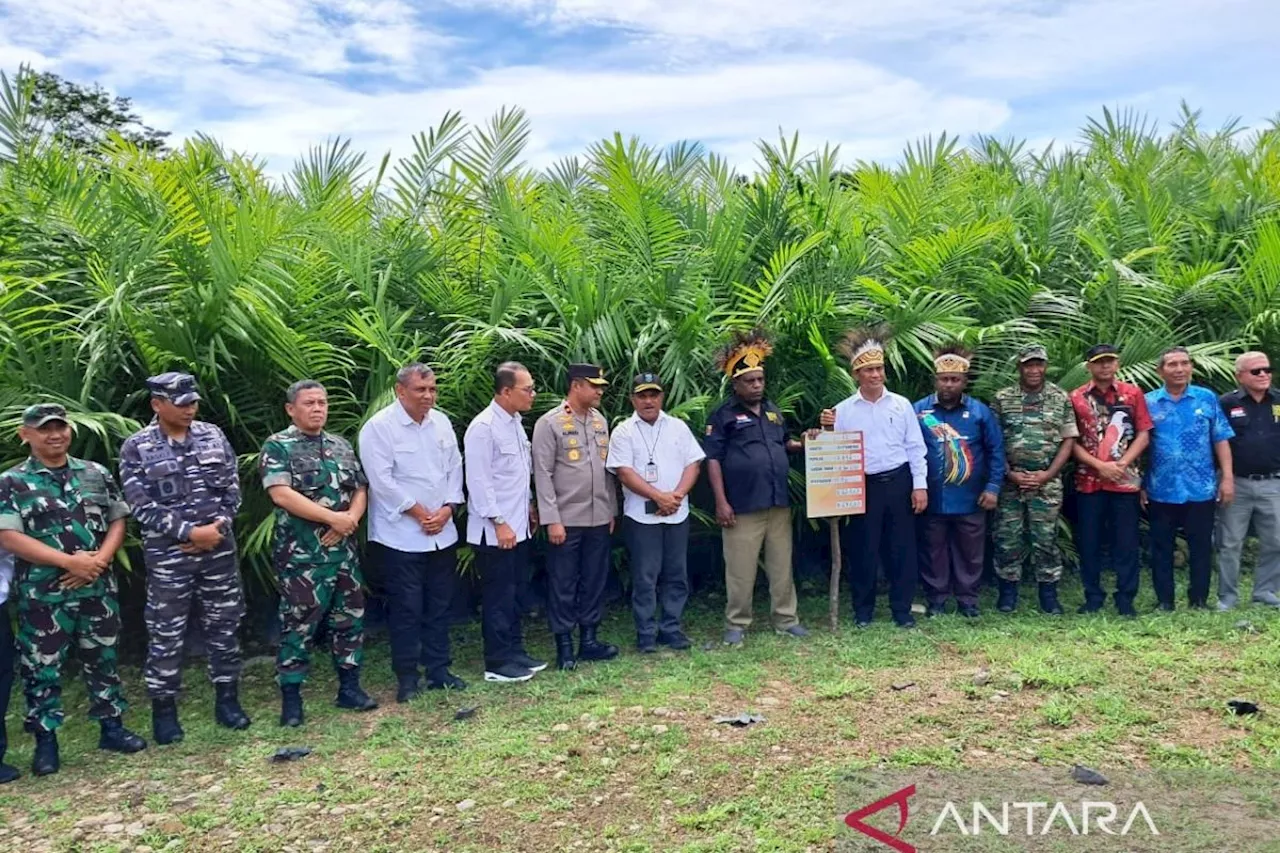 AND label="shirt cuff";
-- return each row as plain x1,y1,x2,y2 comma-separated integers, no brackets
912,476,928,490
